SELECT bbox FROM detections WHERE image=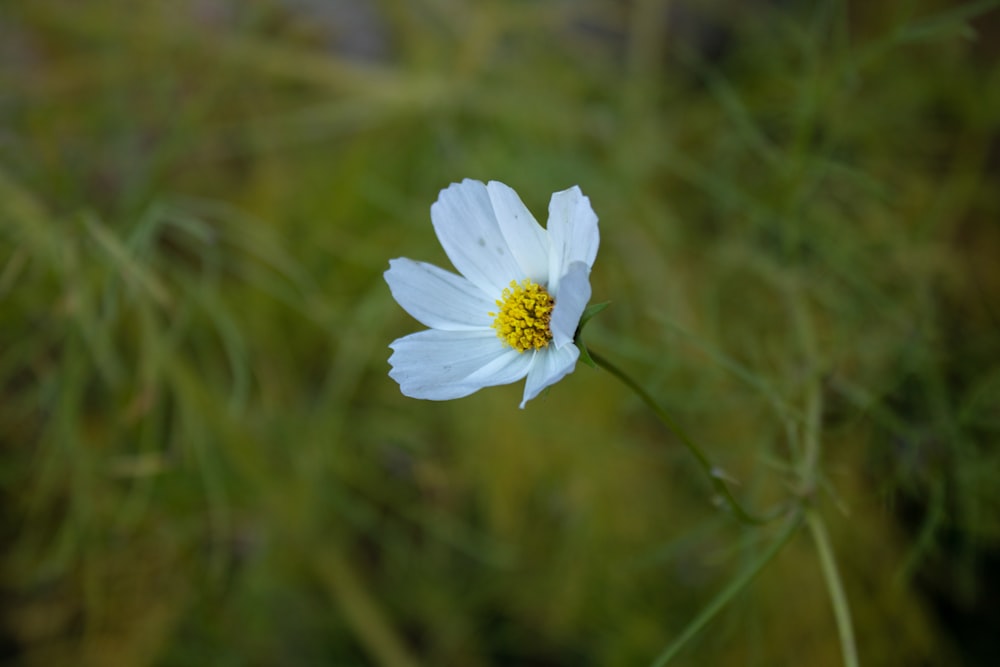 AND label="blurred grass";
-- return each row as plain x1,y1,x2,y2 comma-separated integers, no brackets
2,0,999,665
